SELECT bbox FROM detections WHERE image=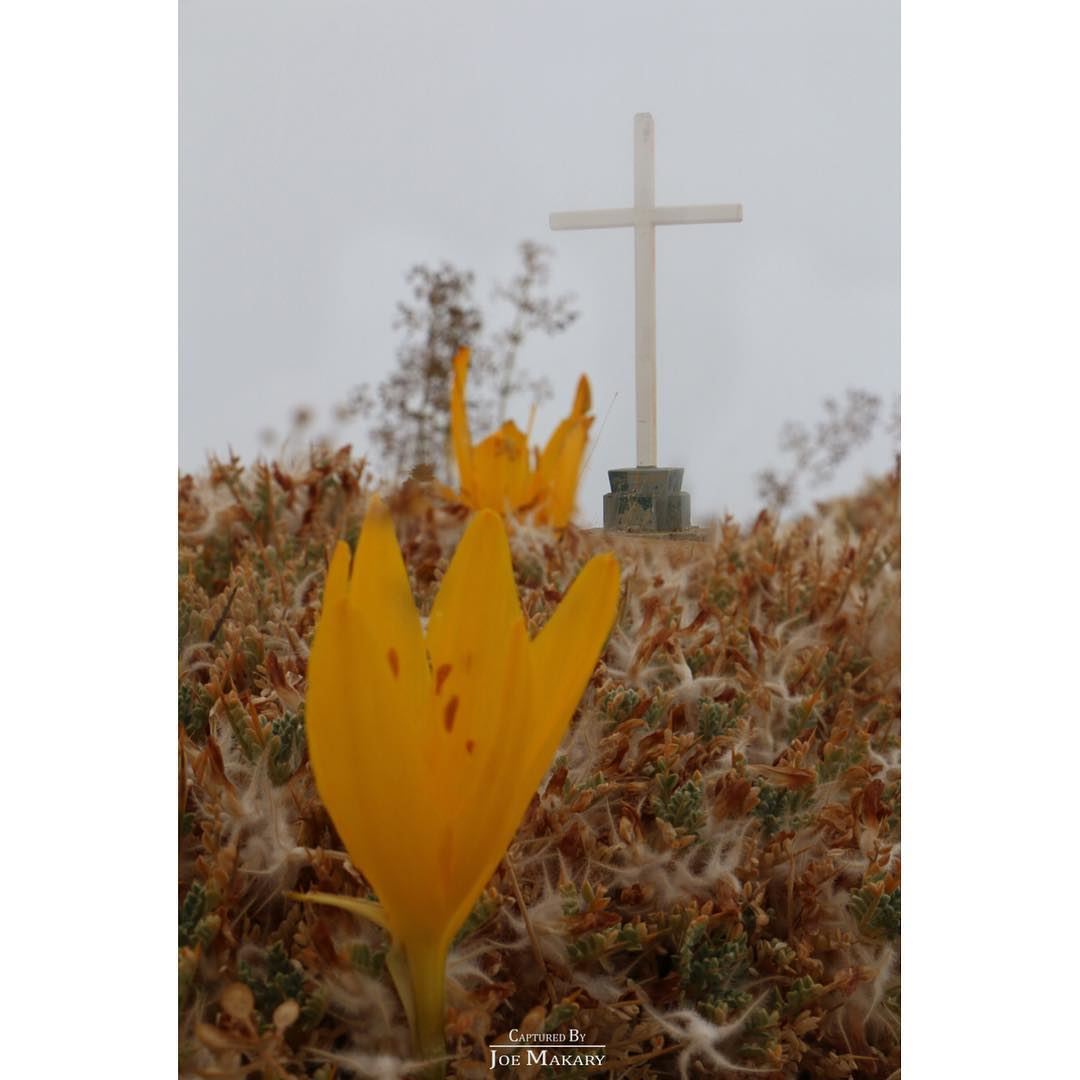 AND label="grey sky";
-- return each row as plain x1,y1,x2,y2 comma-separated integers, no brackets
181,0,898,524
